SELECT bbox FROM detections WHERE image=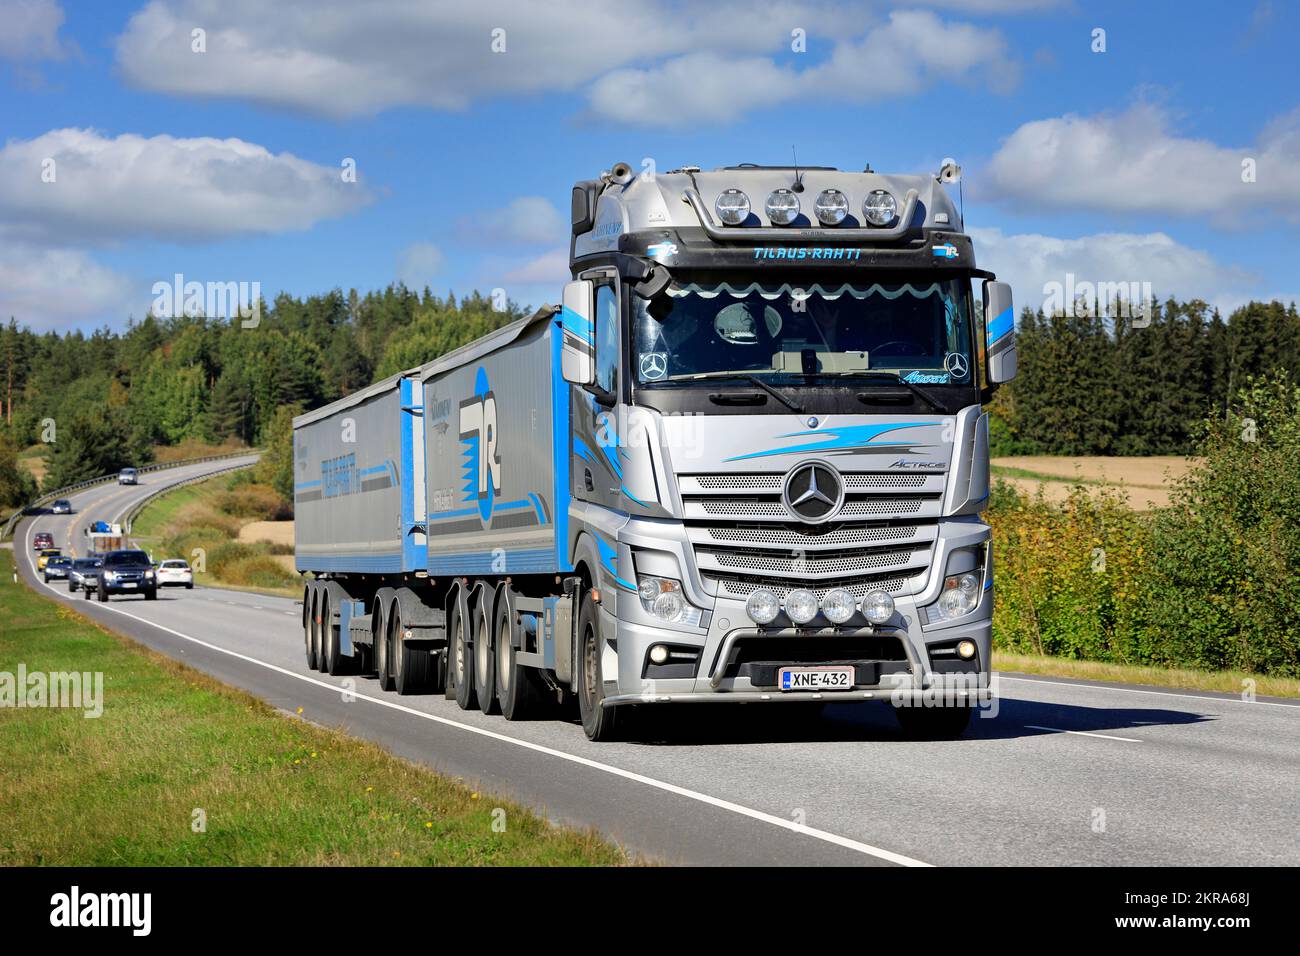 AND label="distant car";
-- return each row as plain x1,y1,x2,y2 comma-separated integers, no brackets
50,499,73,515
43,556,73,582
156,559,193,589
69,557,102,593
118,467,138,485
33,532,54,550
96,549,157,601
37,548,61,570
